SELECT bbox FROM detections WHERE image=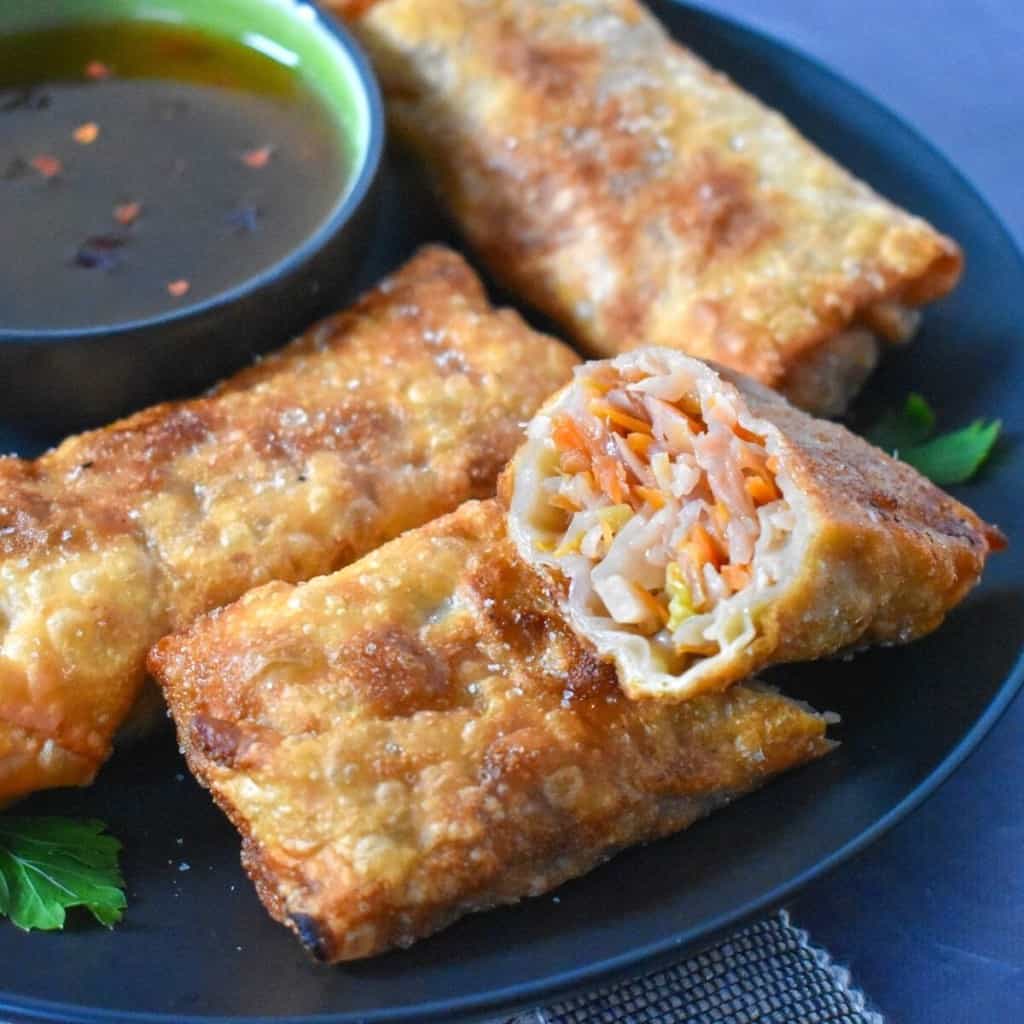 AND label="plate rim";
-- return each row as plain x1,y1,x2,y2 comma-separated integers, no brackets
2,2,1022,1021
